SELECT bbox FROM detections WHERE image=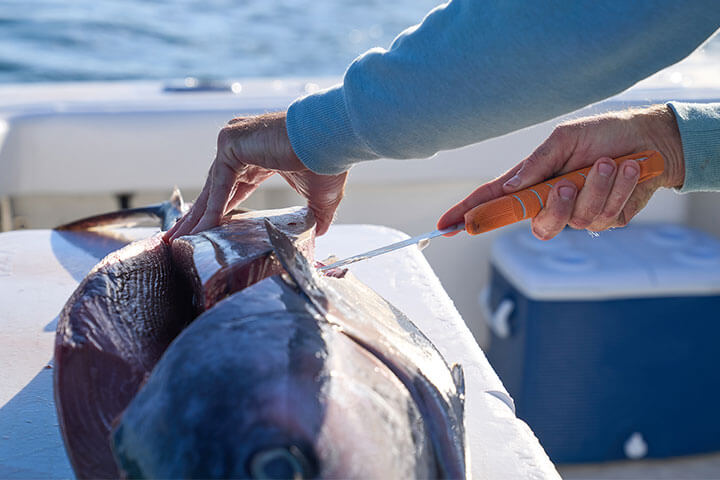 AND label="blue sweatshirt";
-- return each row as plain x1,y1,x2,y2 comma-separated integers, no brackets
668,102,720,192
286,0,720,191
